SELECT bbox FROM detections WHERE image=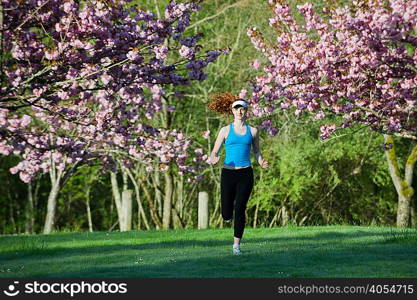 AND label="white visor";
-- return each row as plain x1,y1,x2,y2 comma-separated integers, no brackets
232,100,248,108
